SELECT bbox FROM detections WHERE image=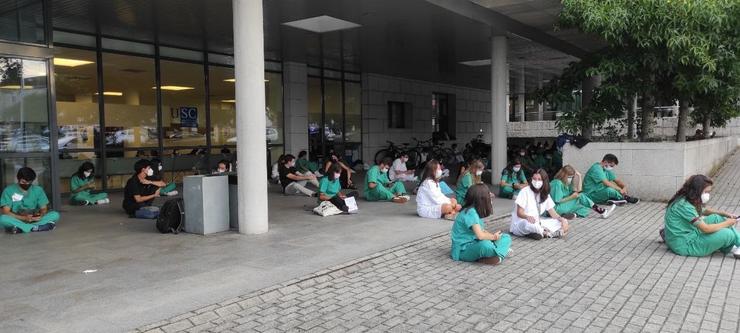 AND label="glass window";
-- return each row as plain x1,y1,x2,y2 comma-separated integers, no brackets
209,65,236,147
345,82,361,141
161,60,206,147
101,53,157,149
324,79,342,150
307,77,322,158
54,47,98,150
0,57,49,153
1,157,52,204
265,71,283,145
432,92,456,140
0,0,46,44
